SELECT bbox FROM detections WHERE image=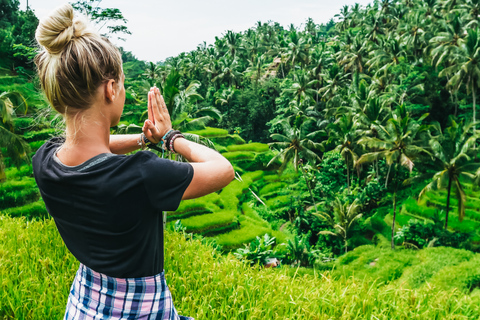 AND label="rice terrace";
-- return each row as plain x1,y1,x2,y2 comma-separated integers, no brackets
3,0,480,318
